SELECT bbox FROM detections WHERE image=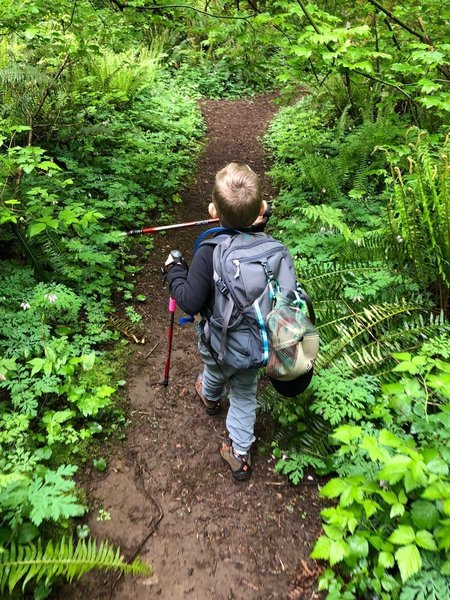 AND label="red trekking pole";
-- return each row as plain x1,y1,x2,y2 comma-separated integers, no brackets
162,249,192,387
163,296,177,387
122,218,219,236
